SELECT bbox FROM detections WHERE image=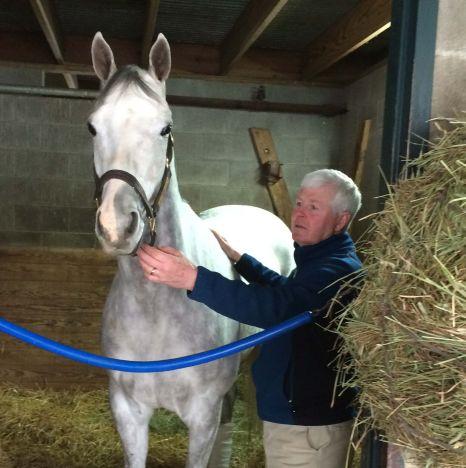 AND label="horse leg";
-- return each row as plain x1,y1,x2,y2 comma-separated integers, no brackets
184,397,223,468
208,387,236,468
110,383,153,468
